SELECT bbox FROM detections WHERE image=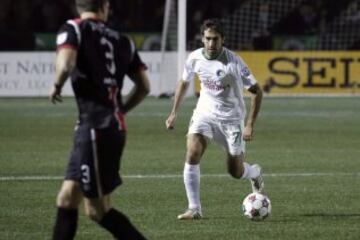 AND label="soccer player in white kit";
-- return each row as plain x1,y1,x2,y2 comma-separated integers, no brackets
165,18,264,220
